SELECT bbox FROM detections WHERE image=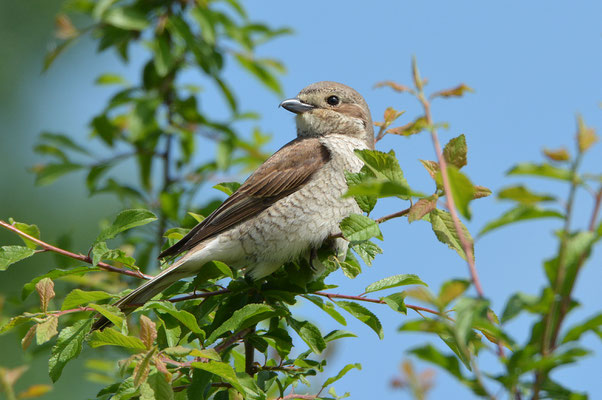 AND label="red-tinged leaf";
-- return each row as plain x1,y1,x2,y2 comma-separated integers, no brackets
431,84,474,99
443,134,468,169
55,14,78,39
473,186,492,199
374,81,413,93
411,56,424,91
408,197,437,223
139,315,157,350
35,278,55,313
576,114,598,153
543,147,570,162
21,325,37,350
387,116,428,137
420,160,440,181
18,384,52,398
36,315,58,345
